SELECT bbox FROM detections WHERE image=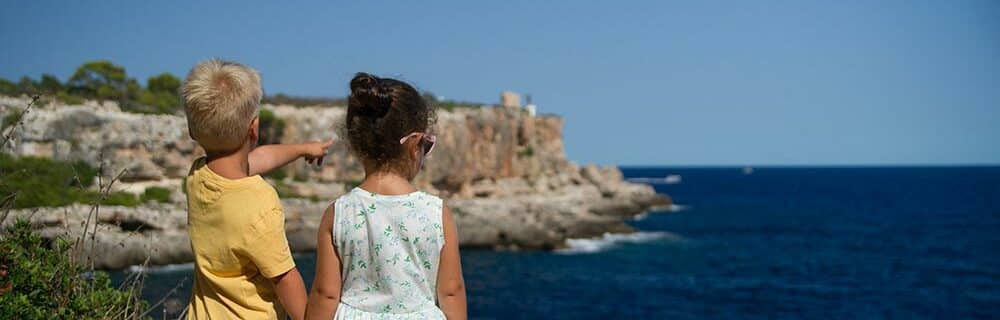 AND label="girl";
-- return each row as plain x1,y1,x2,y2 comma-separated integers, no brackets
305,73,467,320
